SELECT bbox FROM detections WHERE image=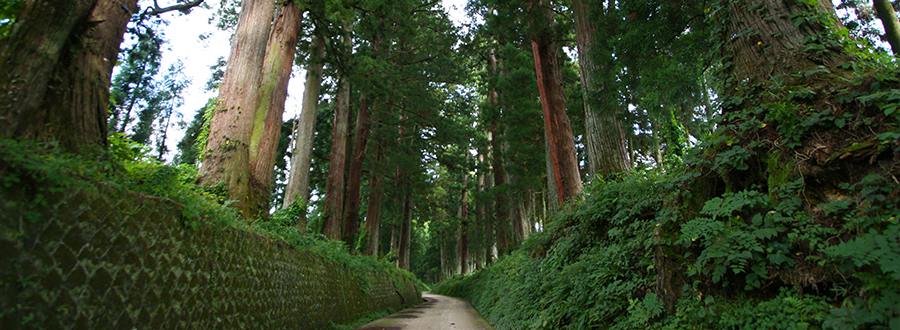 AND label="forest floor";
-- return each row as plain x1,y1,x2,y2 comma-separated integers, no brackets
355,292,495,330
